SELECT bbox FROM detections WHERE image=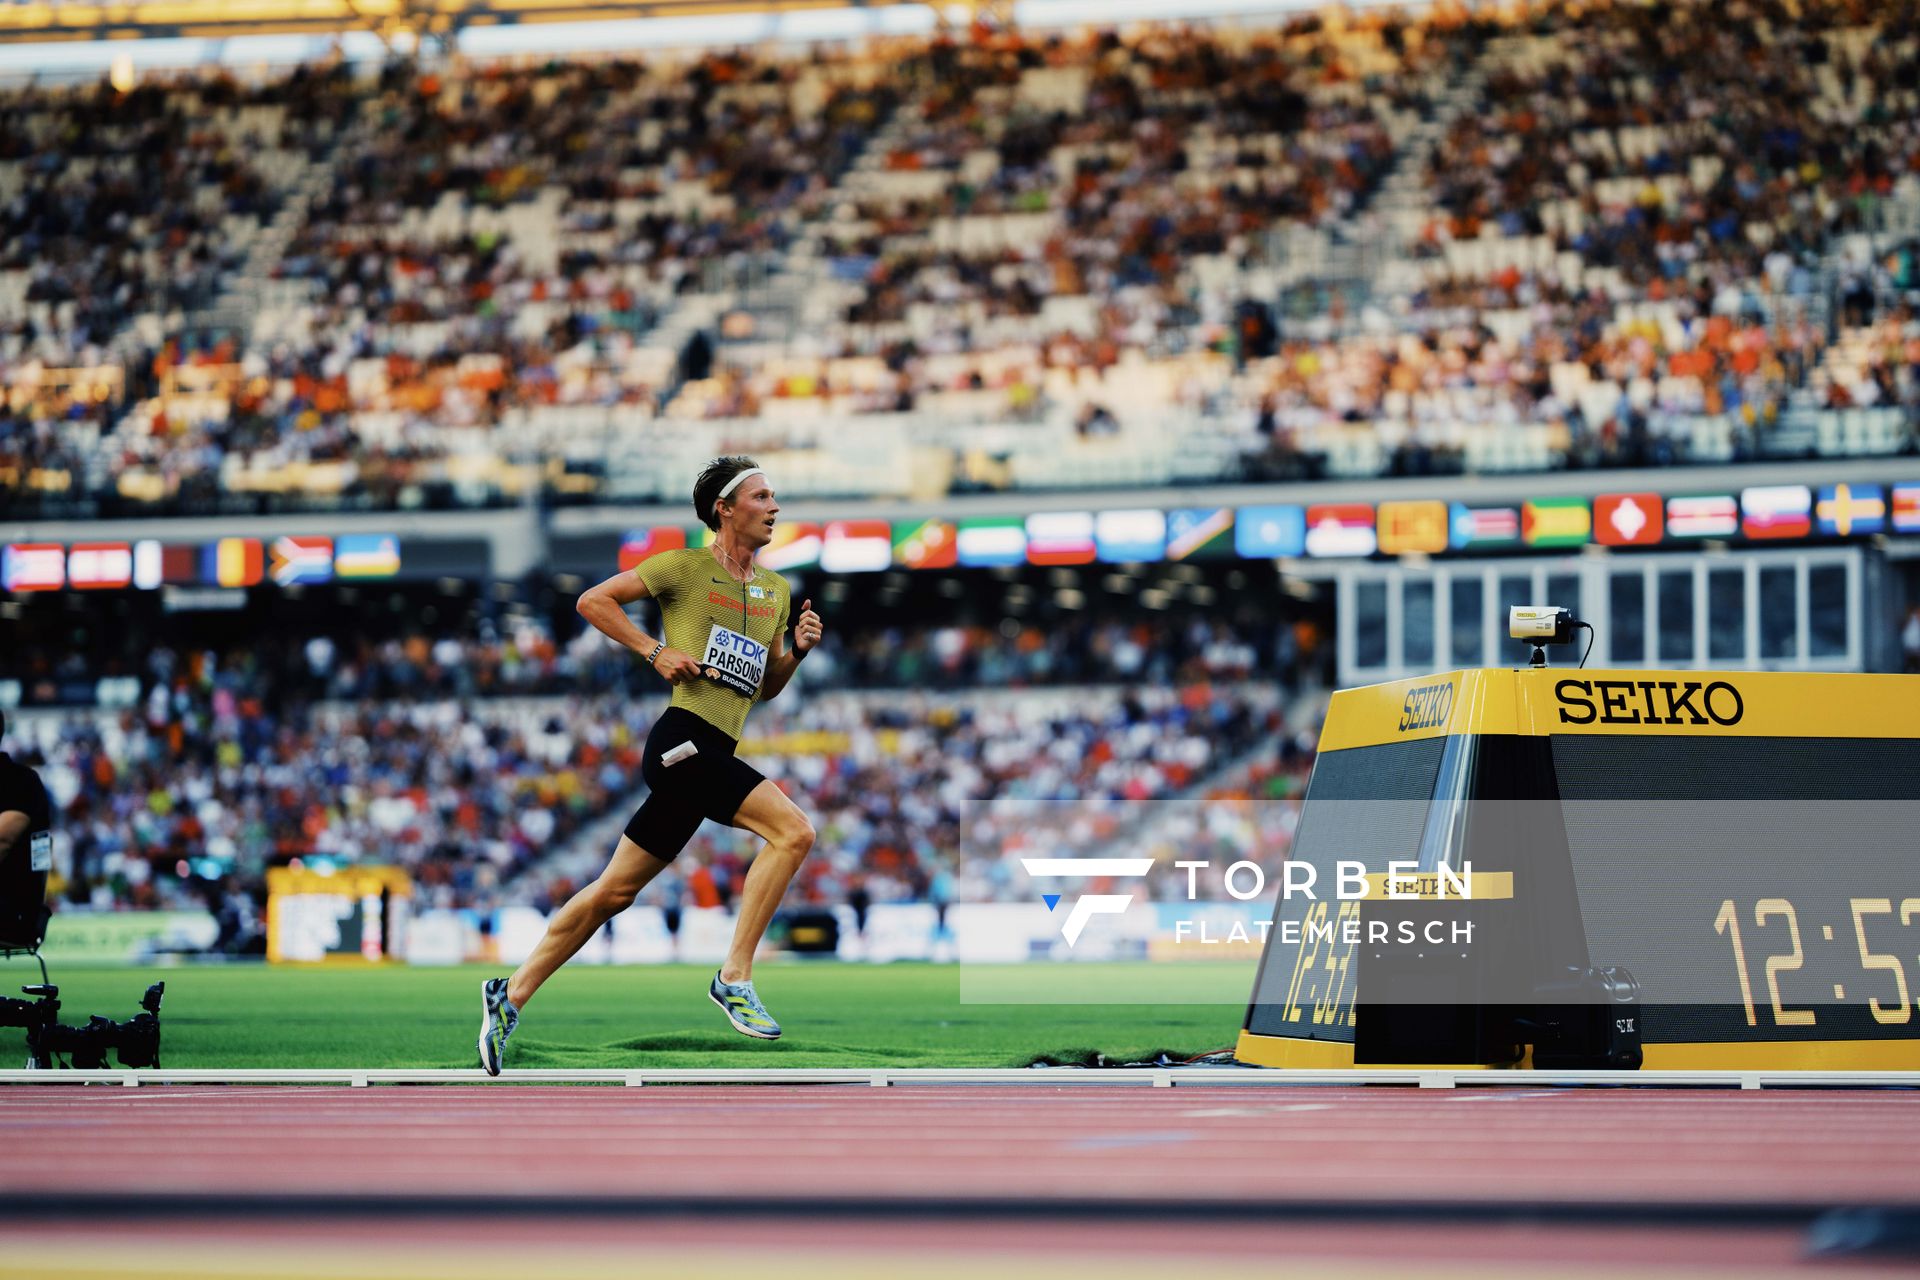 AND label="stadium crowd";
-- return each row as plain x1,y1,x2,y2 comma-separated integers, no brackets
601,678,1311,928
6,611,1319,928
6,1,1916,516
1347,0,1920,443
6,603,1324,706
